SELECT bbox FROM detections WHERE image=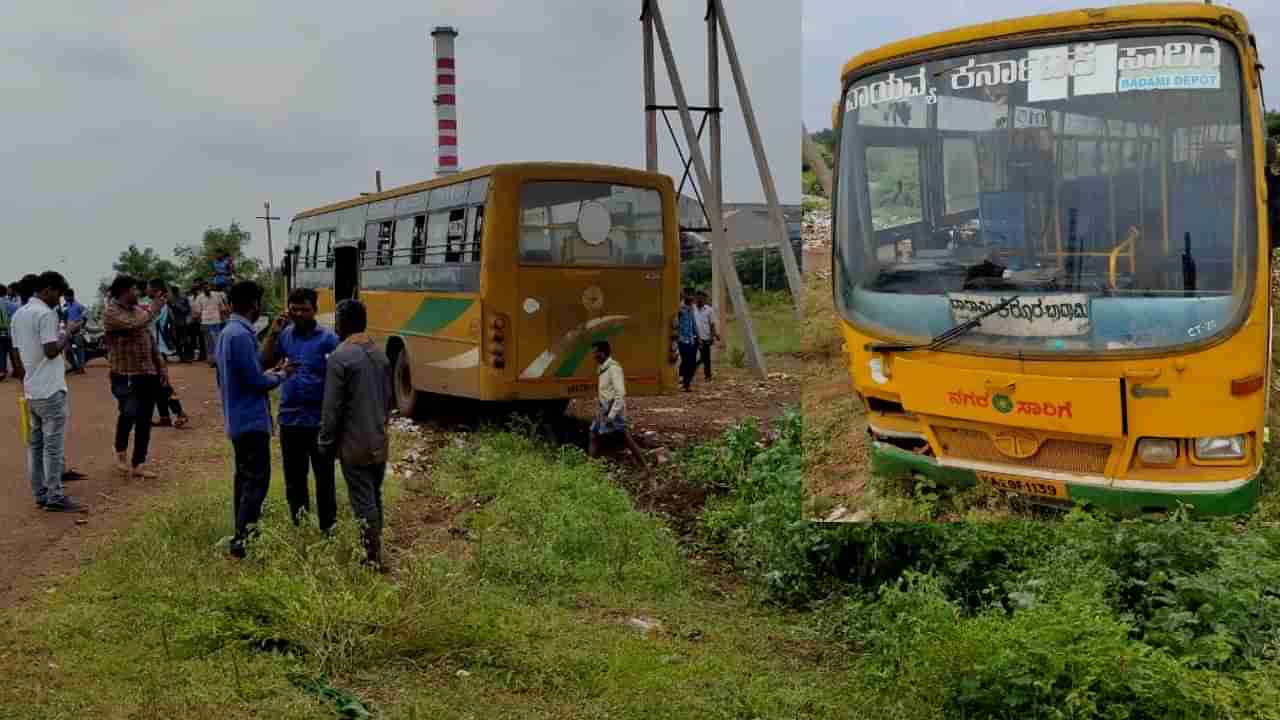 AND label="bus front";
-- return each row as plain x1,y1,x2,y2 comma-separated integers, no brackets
832,6,1270,515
